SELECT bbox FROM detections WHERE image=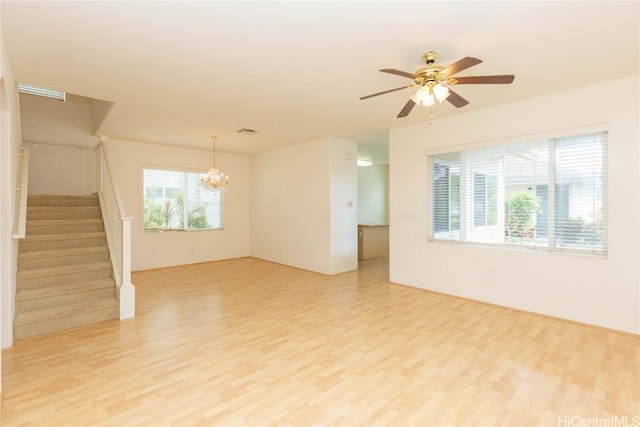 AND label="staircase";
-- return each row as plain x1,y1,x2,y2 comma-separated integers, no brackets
15,194,119,340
